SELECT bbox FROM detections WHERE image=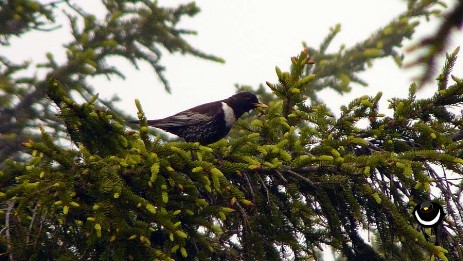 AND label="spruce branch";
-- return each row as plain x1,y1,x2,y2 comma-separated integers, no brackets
406,1,463,87
0,0,223,162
